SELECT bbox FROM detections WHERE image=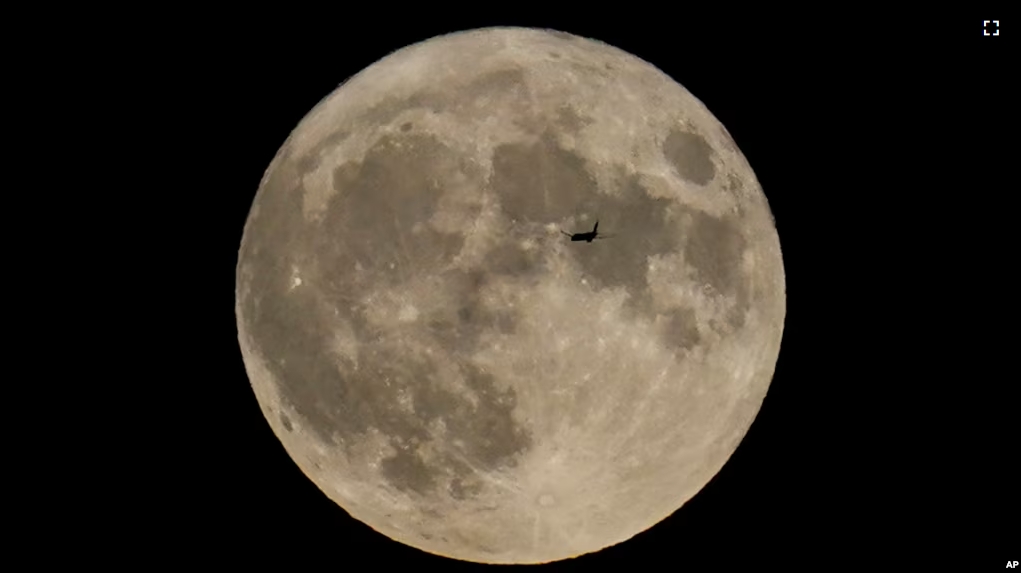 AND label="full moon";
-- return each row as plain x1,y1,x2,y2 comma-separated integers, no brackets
235,27,785,564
